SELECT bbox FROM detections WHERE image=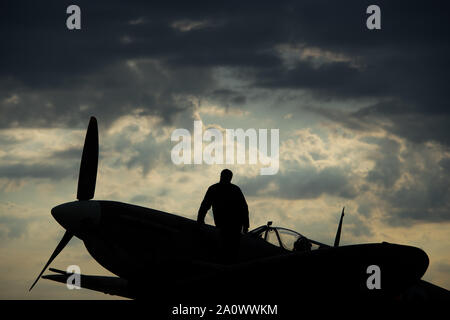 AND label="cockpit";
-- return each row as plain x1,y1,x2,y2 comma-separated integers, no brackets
249,221,328,252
